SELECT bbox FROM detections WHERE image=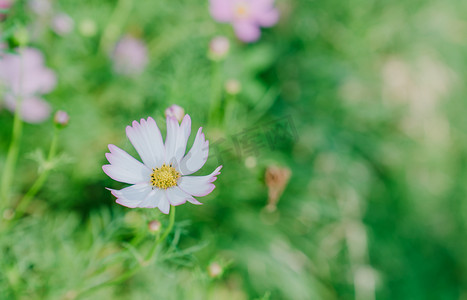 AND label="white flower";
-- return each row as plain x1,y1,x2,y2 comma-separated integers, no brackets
103,115,222,214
